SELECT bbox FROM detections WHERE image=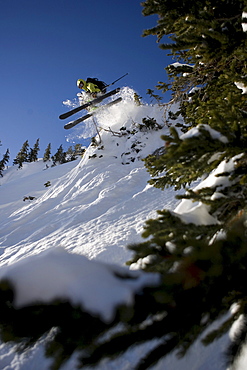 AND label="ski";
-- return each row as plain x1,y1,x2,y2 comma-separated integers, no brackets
64,97,122,130
59,88,120,120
